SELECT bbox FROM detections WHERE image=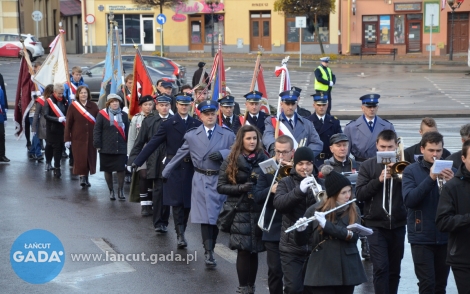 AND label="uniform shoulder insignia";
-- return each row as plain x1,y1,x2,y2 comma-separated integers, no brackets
186,127,198,133
334,116,338,120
